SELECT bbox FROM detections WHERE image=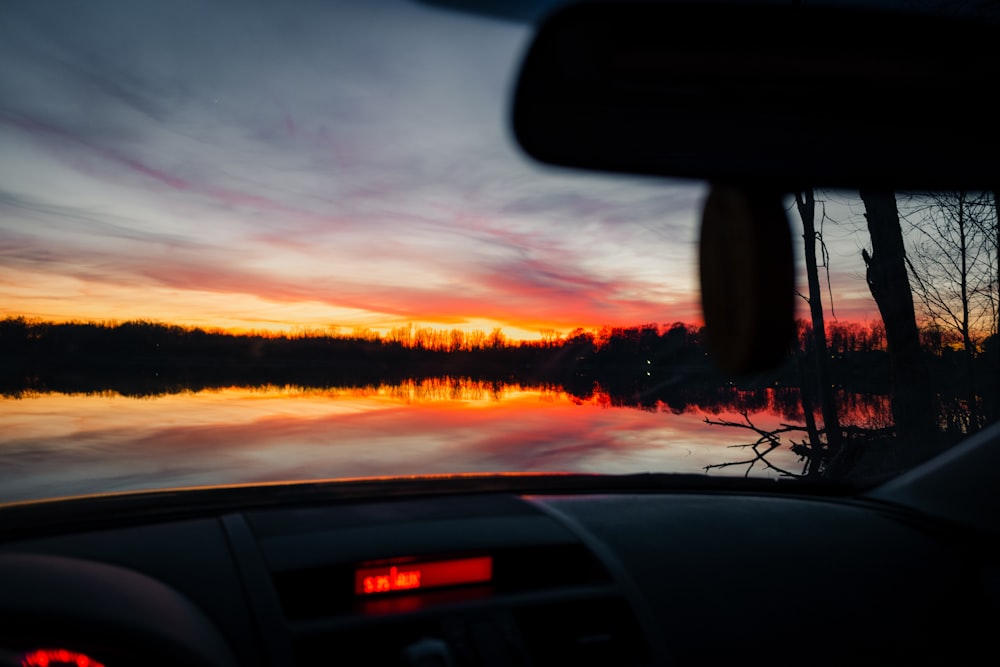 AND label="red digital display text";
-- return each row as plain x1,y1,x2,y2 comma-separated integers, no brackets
20,648,106,667
354,556,492,596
